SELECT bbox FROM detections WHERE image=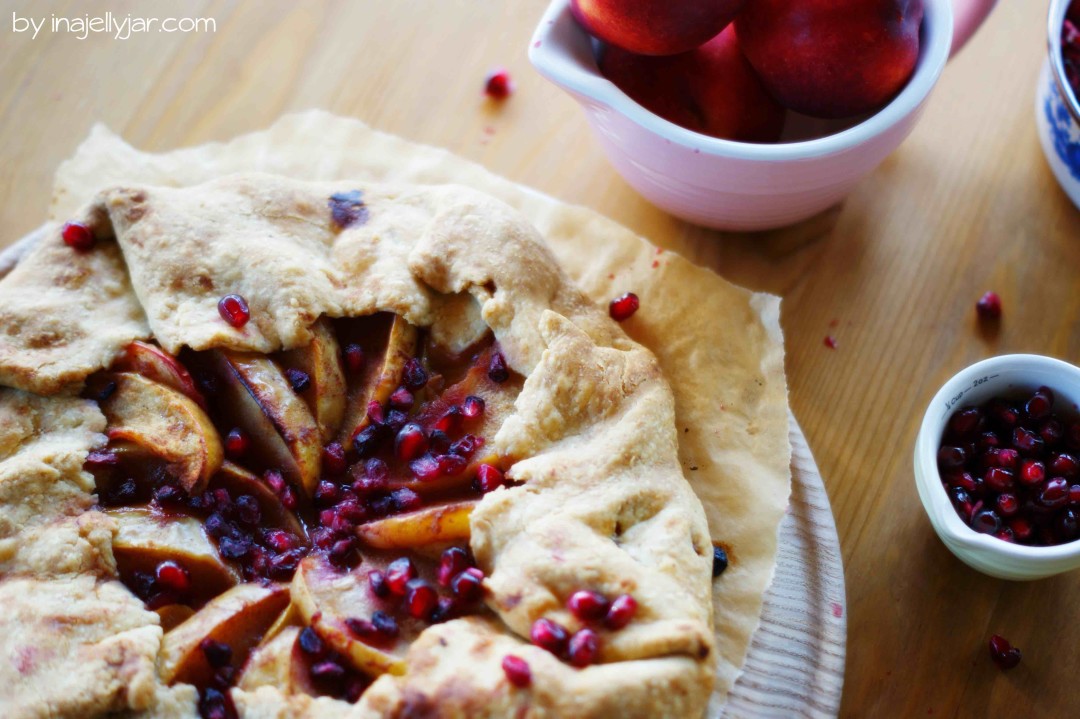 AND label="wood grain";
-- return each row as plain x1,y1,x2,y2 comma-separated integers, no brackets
1,0,1078,716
